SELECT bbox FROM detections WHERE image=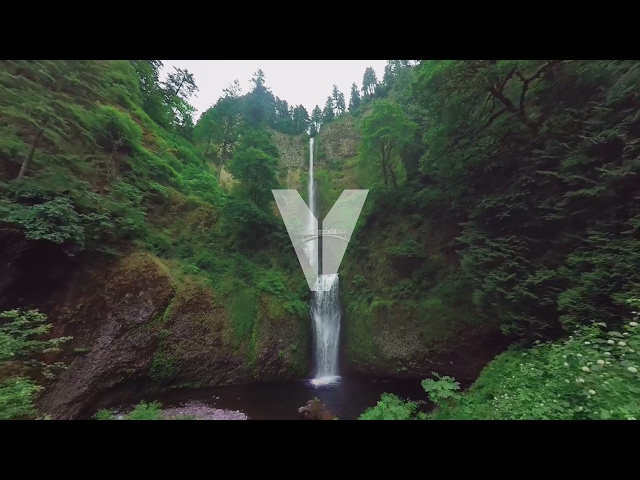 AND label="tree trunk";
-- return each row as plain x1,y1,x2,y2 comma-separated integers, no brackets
380,142,388,186
217,140,228,180
489,86,539,135
217,156,224,180
17,119,48,180
381,159,388,186
388,164,397,189
384,143,397,188
171,77,185,101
